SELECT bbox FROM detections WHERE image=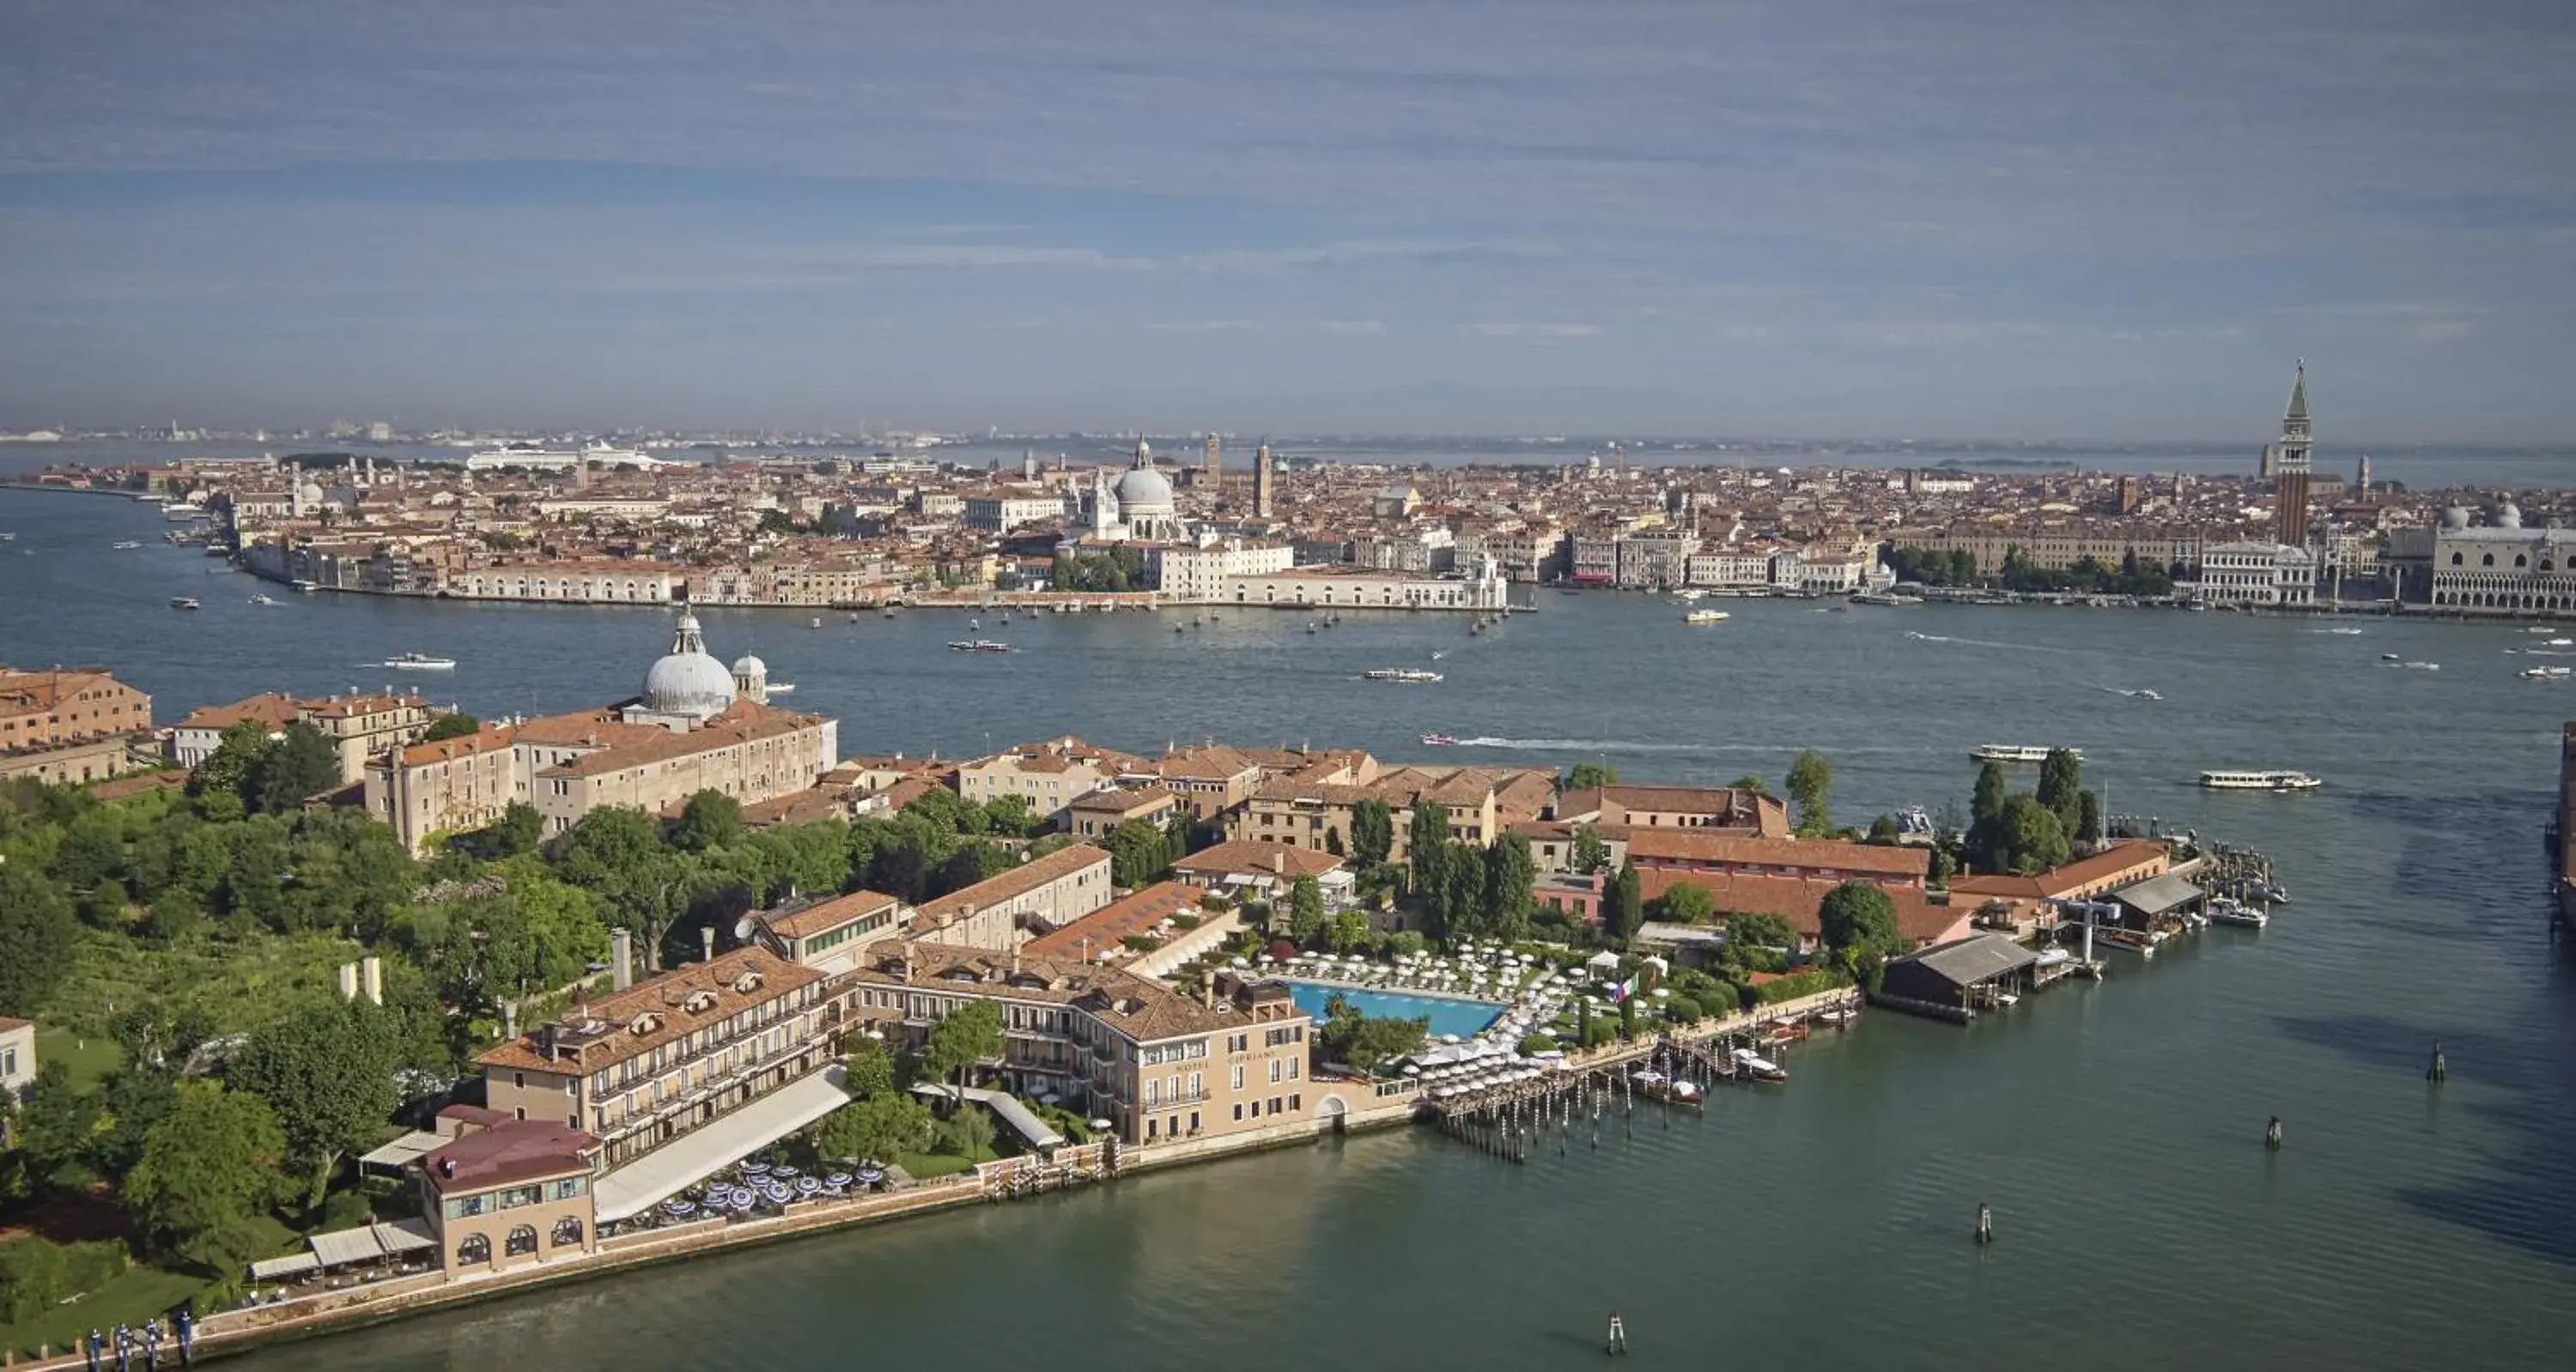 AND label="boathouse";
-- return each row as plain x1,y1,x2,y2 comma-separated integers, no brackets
2107,873,2203,931
1875,934,2040,1021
